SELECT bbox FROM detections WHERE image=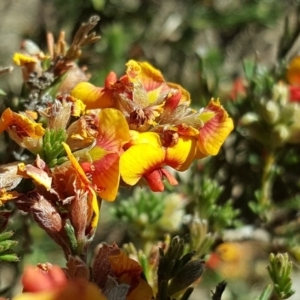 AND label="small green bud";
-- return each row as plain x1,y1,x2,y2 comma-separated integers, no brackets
0,240,18,252
260,100,280,125
267,252,295,299
0,253,19,262
240,112,259,126
272,82,289,106
271,124,289,148
0,231,14,242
